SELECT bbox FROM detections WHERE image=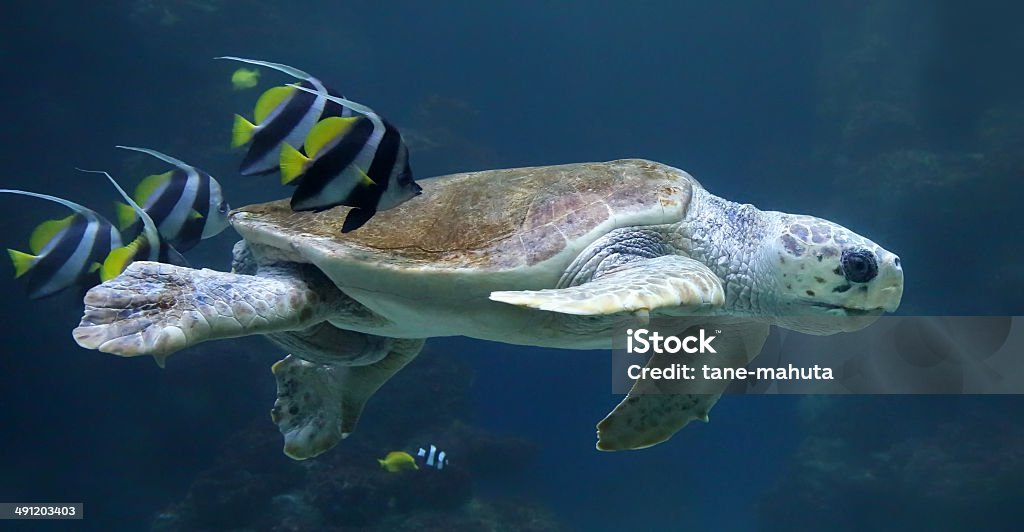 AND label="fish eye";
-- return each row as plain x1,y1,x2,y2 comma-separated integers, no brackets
841,248,878,283
218,201,229,214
